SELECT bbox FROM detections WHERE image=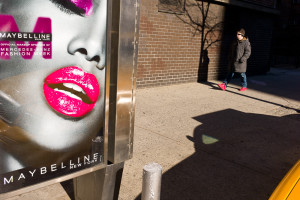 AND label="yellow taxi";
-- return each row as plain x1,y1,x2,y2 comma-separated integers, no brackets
269,160,300,199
